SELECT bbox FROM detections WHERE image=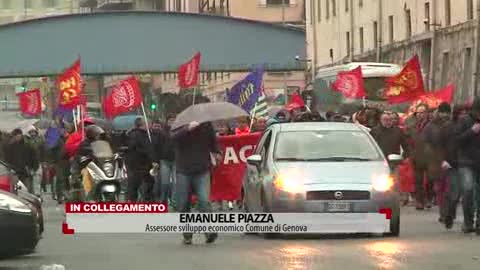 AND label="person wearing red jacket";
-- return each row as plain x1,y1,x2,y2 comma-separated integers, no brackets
65,118,95,159
235,117,250,135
